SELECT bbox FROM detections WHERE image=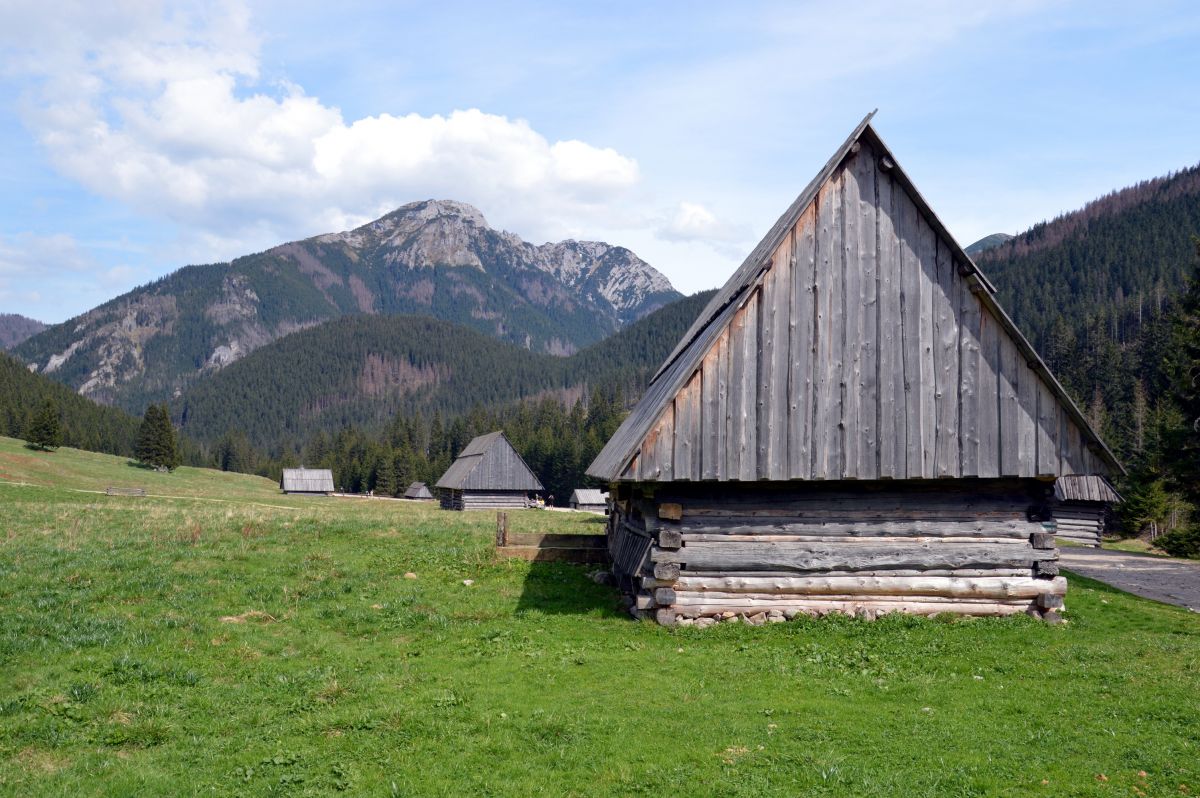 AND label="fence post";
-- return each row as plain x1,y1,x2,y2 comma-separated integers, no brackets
495,512,508,548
